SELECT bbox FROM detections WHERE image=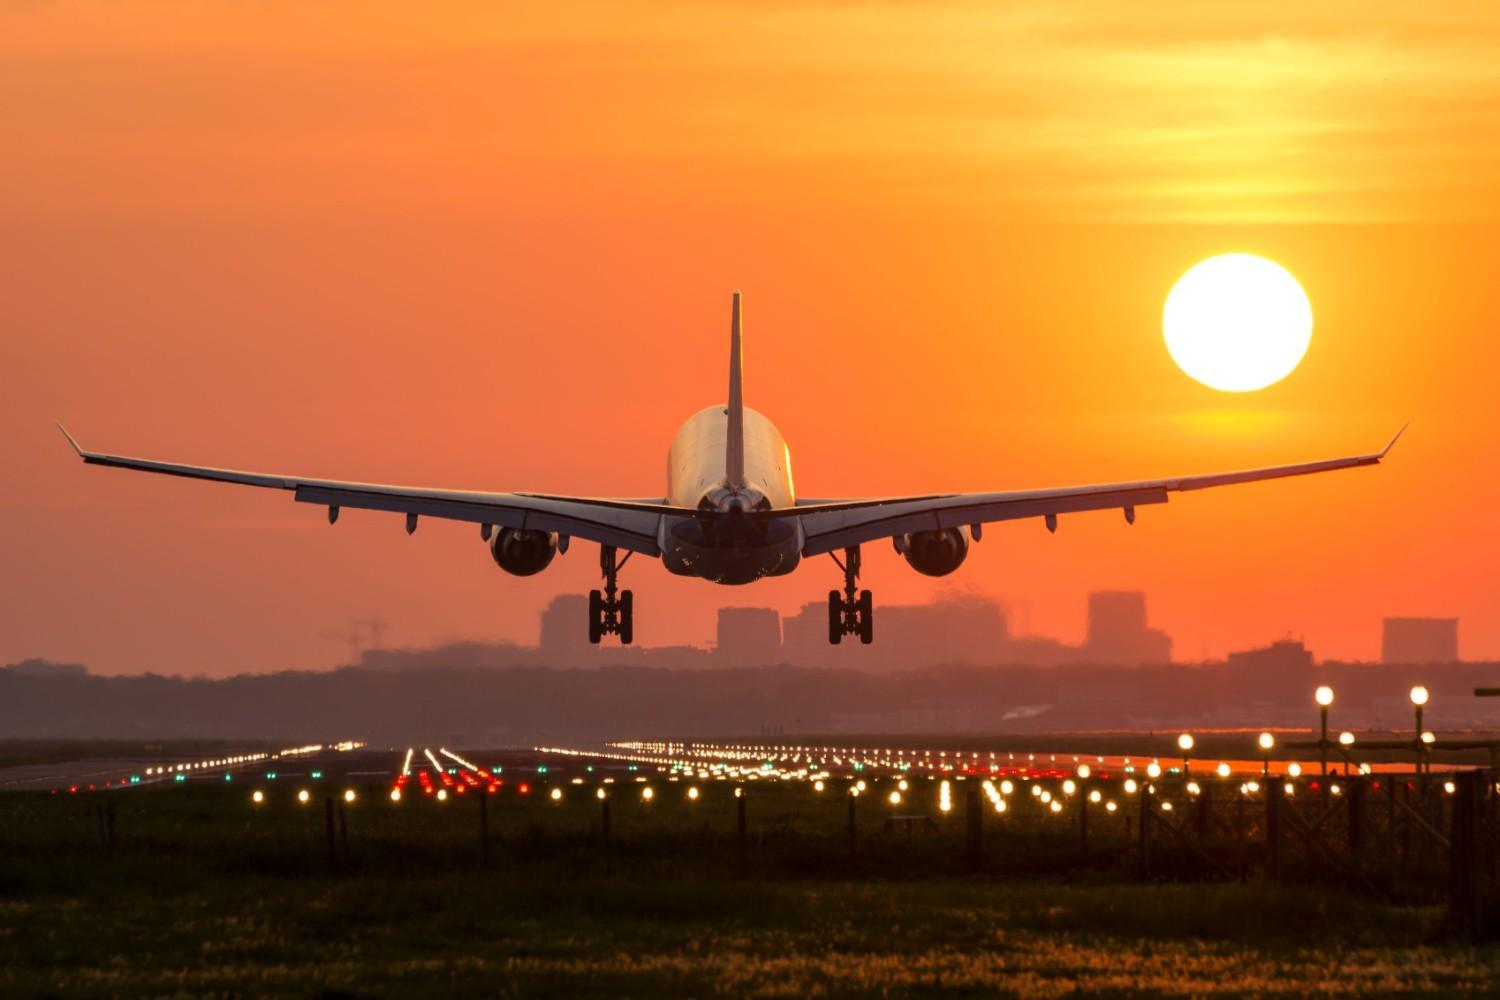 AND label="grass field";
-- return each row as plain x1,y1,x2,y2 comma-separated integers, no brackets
1,781,1496,996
